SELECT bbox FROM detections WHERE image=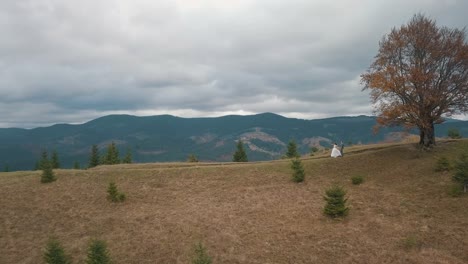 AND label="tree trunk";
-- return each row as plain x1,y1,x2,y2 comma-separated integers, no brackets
419,130,425,145
419,123,435,147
